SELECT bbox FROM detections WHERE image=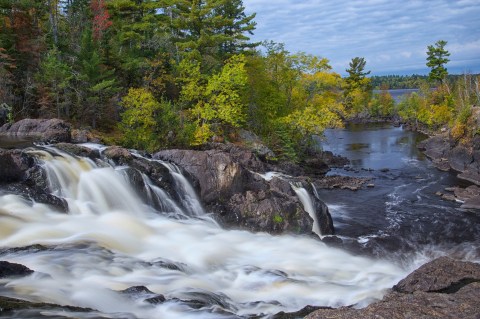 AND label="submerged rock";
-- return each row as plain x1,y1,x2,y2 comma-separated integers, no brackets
306,257,480,319
0,261,34,278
